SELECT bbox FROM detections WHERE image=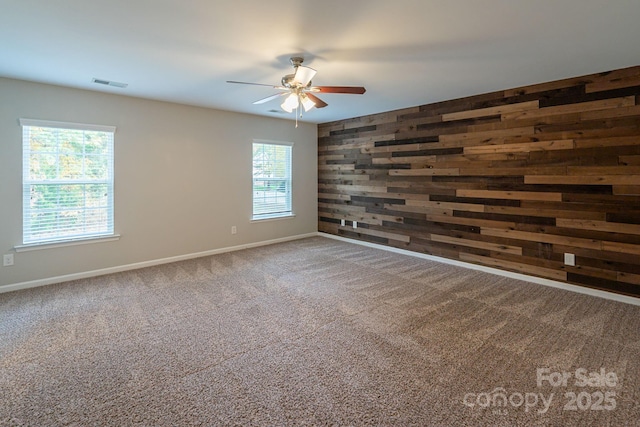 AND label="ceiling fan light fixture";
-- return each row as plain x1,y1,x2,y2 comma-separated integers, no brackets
227,56,366,125
293,66,317,87
300,94,315,112
280,102,293,113
281,93,299,113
